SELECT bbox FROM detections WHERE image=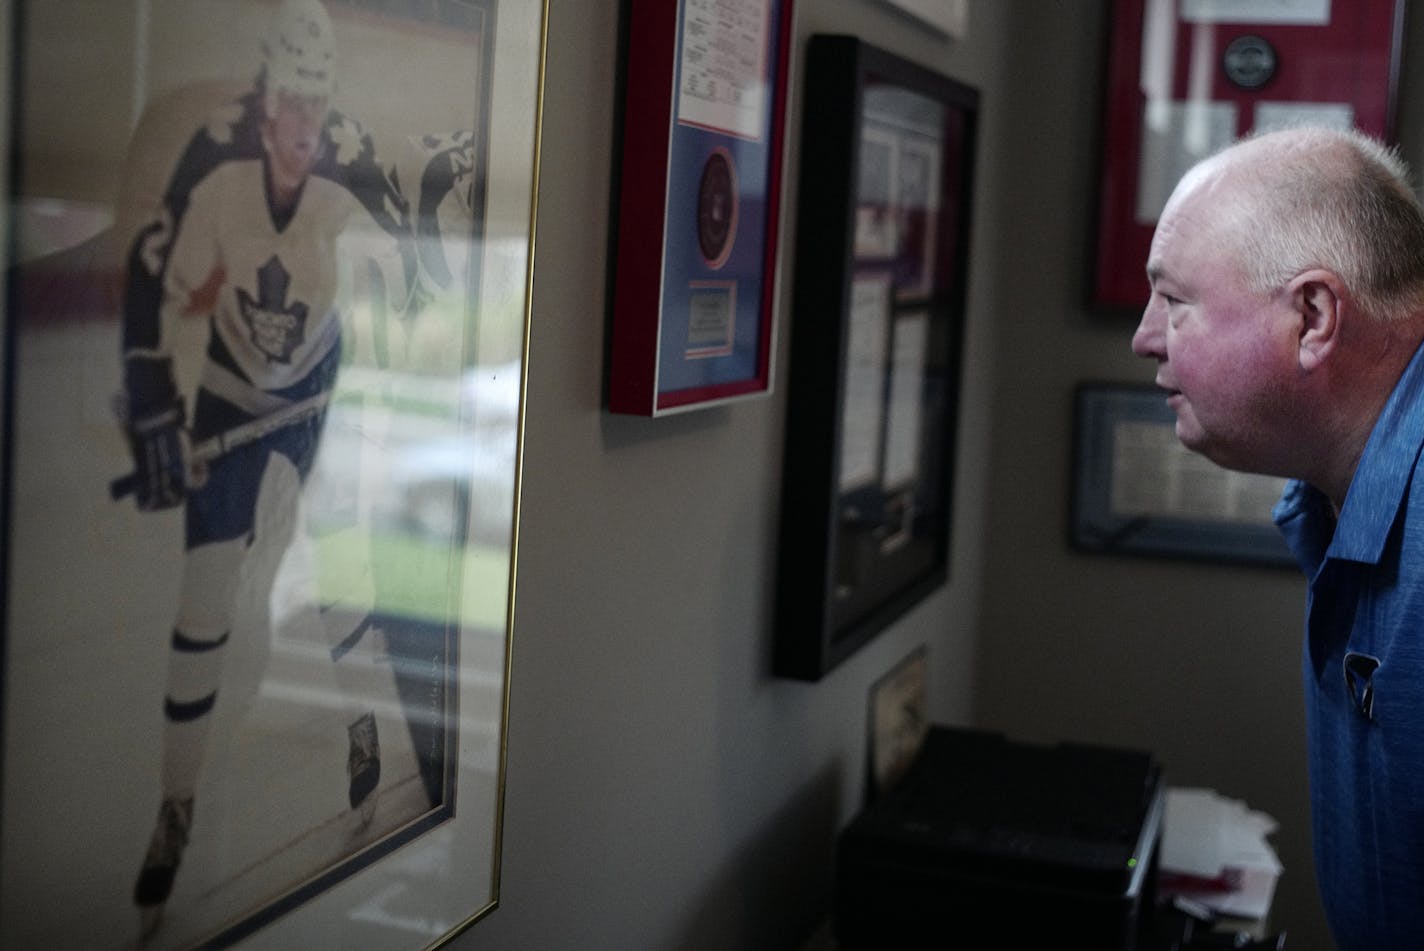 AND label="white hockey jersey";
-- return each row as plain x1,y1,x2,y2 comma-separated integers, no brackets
122,89,412,419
